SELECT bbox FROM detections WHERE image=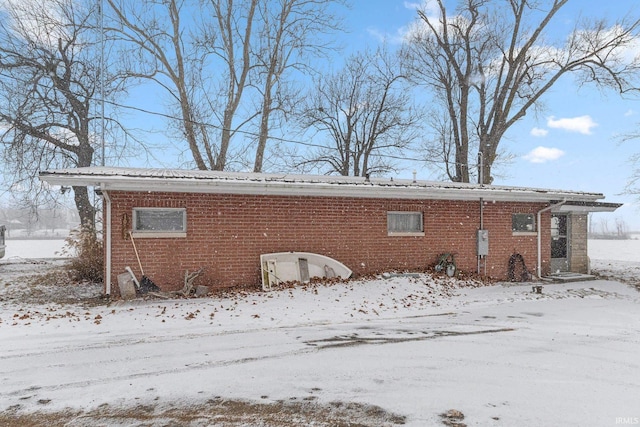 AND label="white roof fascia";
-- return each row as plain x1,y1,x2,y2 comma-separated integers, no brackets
554,203,622,213
39,167,605,204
